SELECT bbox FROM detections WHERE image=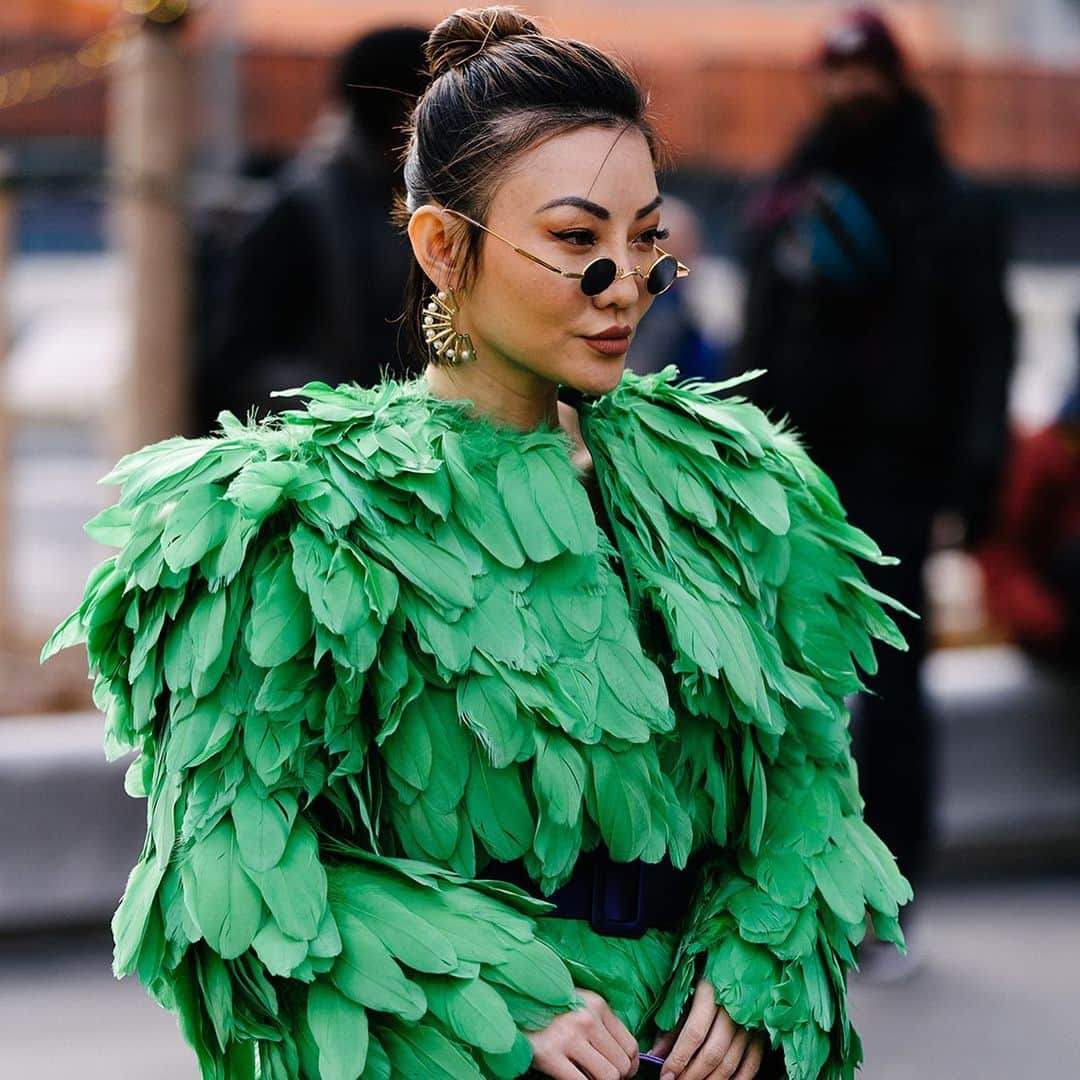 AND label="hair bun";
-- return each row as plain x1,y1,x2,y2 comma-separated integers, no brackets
425,6,542,78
